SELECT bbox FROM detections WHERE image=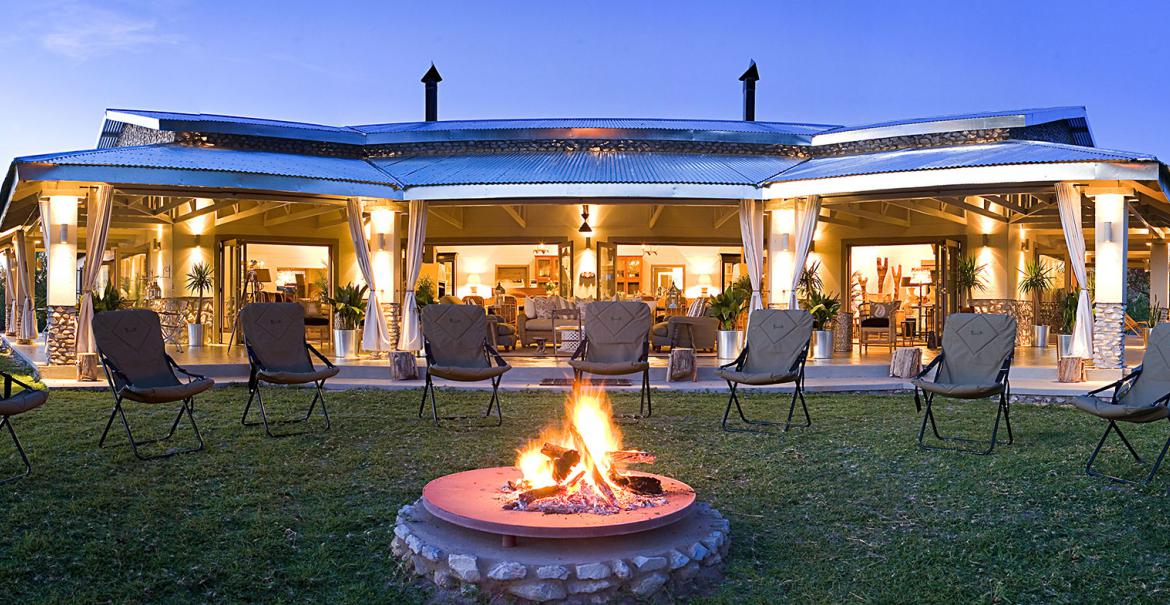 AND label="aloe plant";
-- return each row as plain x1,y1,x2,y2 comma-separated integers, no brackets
325,282,368,331
185,263,213,325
